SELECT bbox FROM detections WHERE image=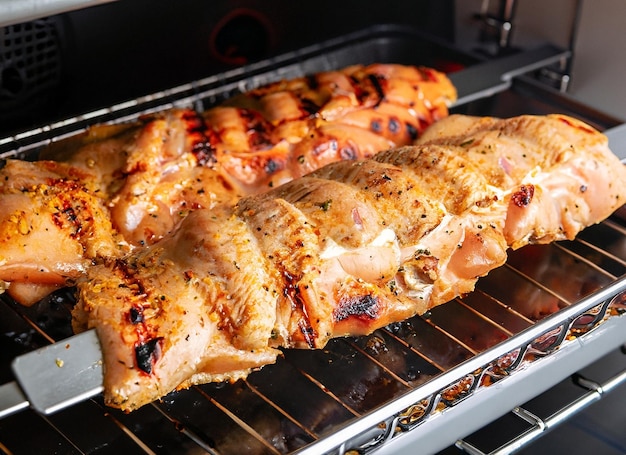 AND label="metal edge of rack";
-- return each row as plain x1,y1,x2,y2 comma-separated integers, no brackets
453,365,626,455
0,0,117,28
606,123,626,161
1,38,568,161
373,309,626,455
0,382,28,419
292,276,626,455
